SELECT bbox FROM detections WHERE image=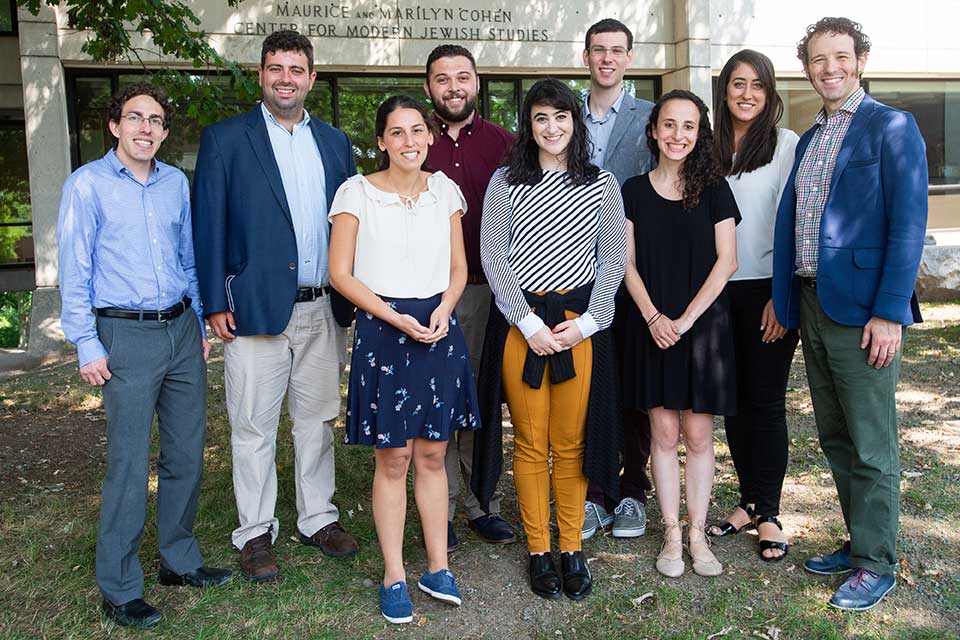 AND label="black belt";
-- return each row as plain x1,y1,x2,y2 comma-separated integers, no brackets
94,297,191,321
467,273,488,285
296,286,332,302
799,276,817,288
